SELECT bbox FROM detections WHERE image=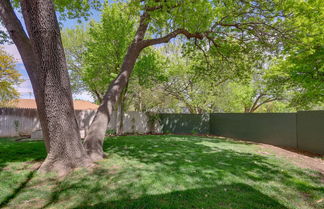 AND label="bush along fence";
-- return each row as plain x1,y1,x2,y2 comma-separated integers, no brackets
1,108,323,154
159,111,324,155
